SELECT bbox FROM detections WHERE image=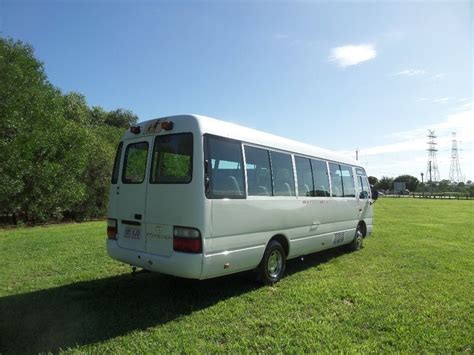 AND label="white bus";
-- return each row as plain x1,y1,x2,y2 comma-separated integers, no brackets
106,114,374,284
